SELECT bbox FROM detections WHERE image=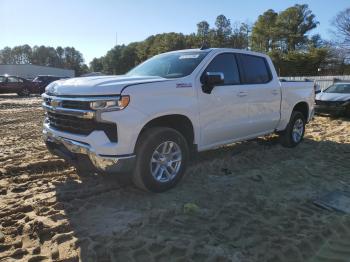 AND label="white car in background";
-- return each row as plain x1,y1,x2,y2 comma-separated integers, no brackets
42,48,315,192
315,83,350,116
